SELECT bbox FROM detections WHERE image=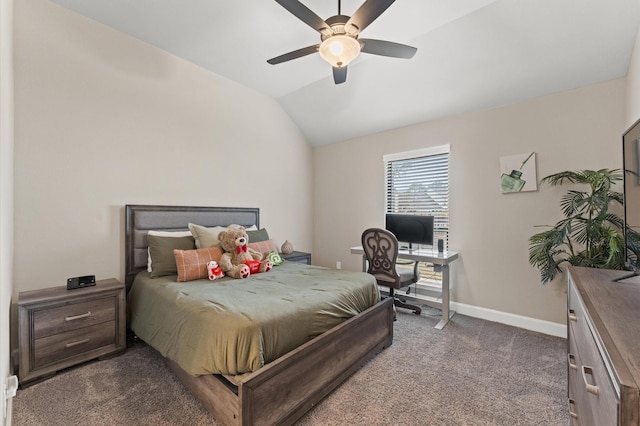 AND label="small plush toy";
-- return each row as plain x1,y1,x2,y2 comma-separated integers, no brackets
218,227,273,279
206,260,225,280
267,251,283,266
